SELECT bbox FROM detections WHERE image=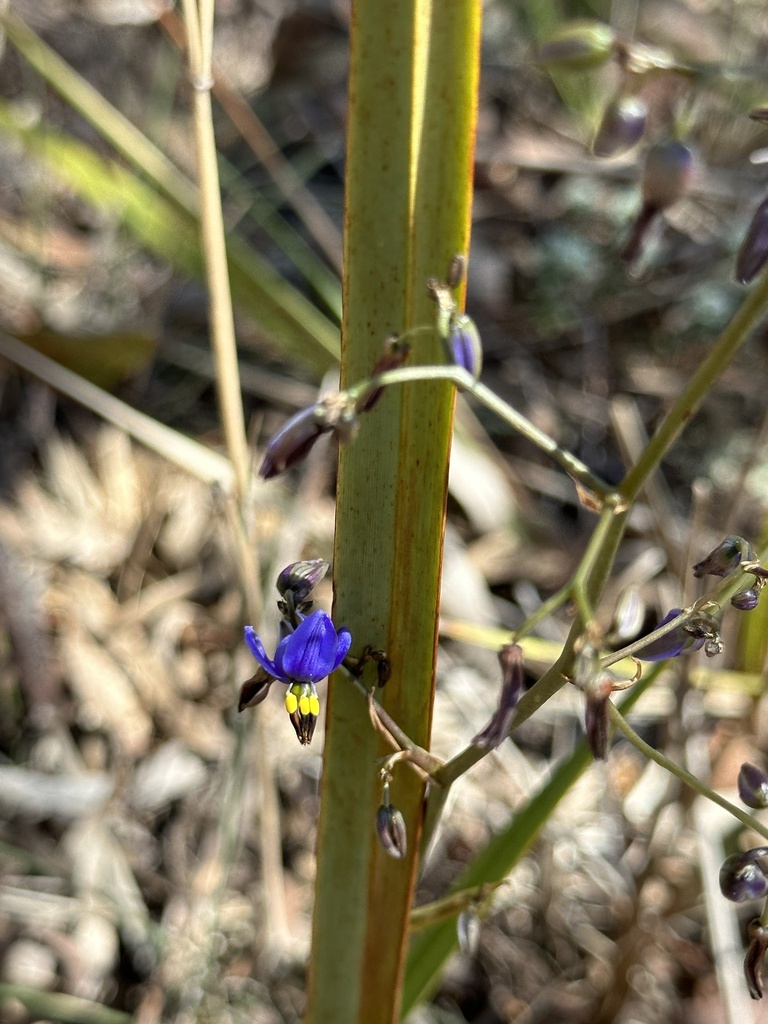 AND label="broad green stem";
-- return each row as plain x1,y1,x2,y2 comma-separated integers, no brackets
608,704,768,843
